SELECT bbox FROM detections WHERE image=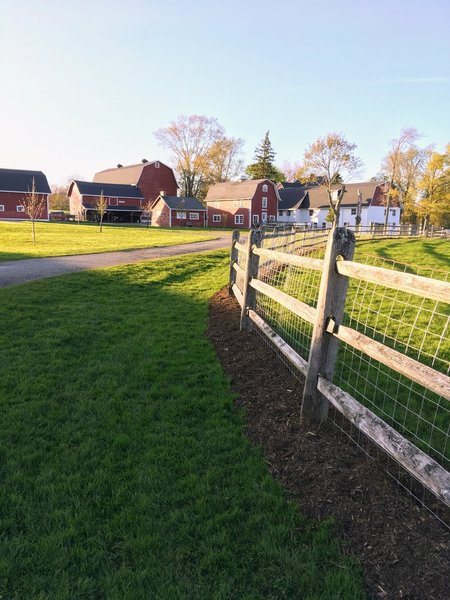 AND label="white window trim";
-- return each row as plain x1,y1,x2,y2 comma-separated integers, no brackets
234,214,244,225
269,215,275,222
155,161,160,168
0,205,4,211
17,205,25,212
262,184,268,192
189,212,199,220
261,211,267,223
212,214,221,222
262,196,268,208
253,214,259,225
176,211,187,219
